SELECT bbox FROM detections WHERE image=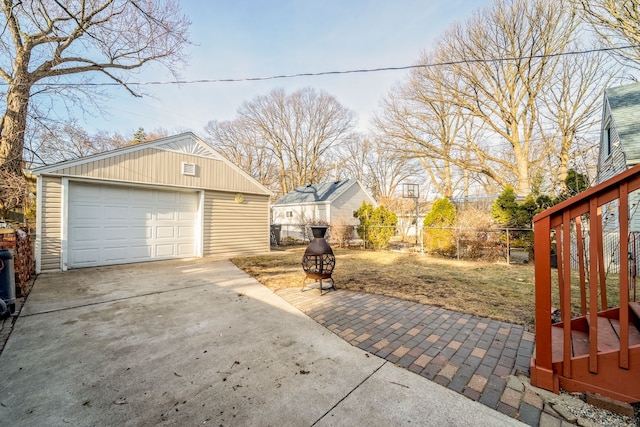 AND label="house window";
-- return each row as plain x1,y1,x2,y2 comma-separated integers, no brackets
603,124,612,157
286,211,293,218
